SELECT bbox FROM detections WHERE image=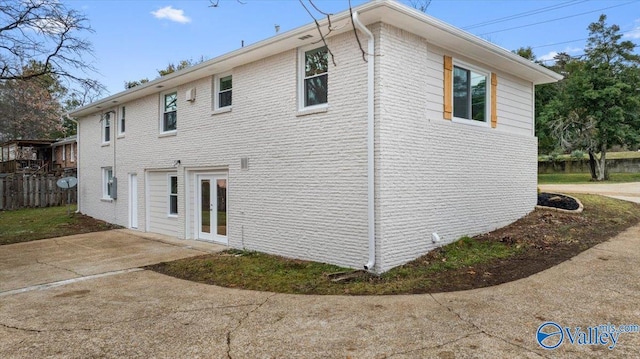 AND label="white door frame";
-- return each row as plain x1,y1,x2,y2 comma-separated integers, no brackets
195,173,228,244
128,173,138,229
